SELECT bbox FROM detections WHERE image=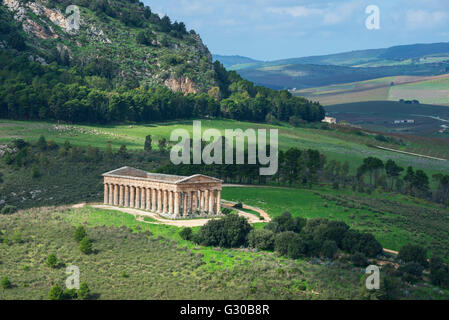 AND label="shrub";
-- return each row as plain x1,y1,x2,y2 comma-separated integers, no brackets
45,254,58,268
179,227,193,241
274,231,297,256
1,205,17,214
398,244,428,268
196,214,251,248
48,284,64,300
79,237,93,254
77,282,90,300
248,229,275,251
352,252,369,267
321,240,338,259
64,288,77,299
74,226,87,242
398,262,424,280
265,212,306,233
429,256,449,288
1,276,12,289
